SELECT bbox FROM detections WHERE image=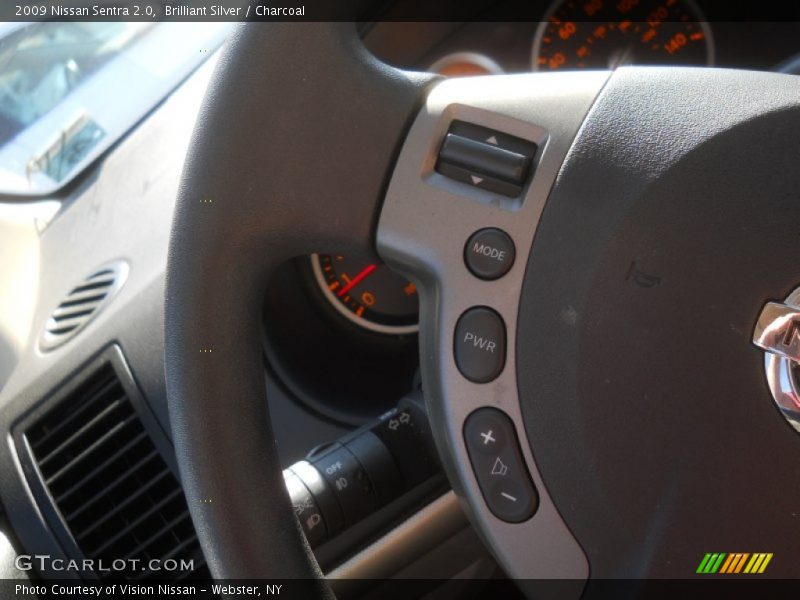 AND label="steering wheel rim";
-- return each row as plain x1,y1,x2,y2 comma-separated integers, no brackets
167,21,800,594
165,22,433,587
